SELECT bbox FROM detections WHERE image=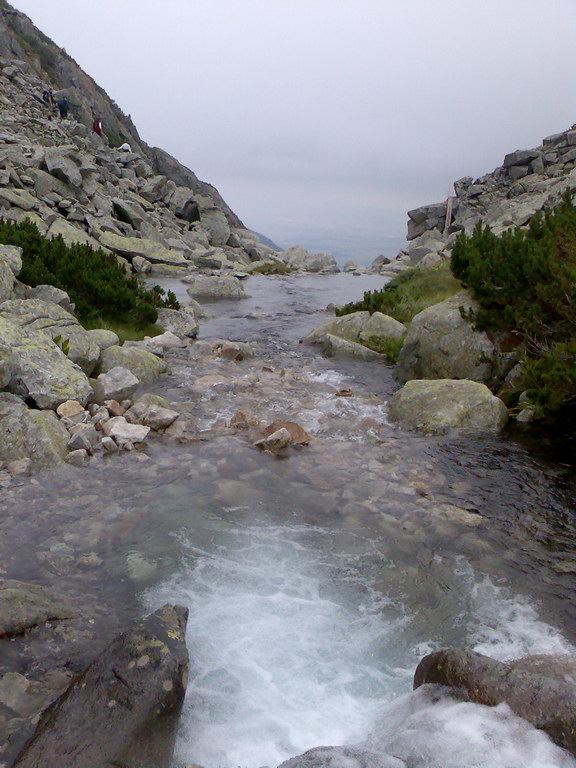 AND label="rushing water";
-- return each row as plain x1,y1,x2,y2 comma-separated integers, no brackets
3,274,576,767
